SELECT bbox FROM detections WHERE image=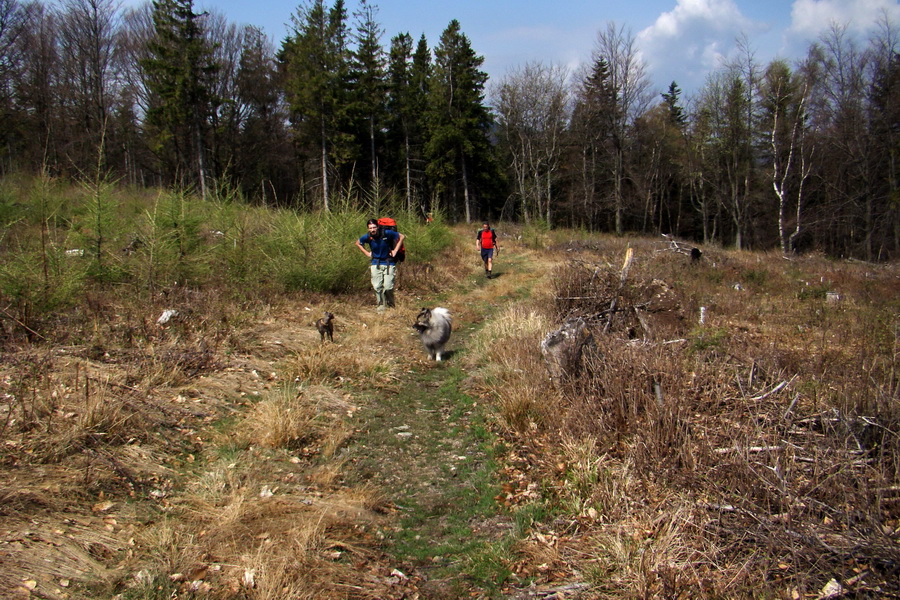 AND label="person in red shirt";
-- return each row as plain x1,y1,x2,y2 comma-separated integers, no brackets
476,221,499,279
